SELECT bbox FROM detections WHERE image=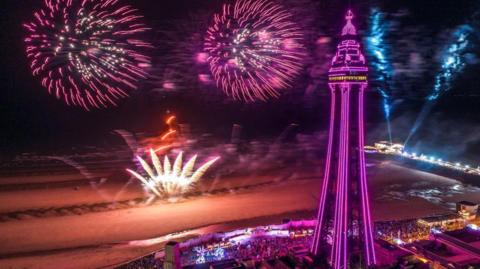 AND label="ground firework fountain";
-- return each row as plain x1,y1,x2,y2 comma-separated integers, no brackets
311,10,376,267
127,150,219,201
